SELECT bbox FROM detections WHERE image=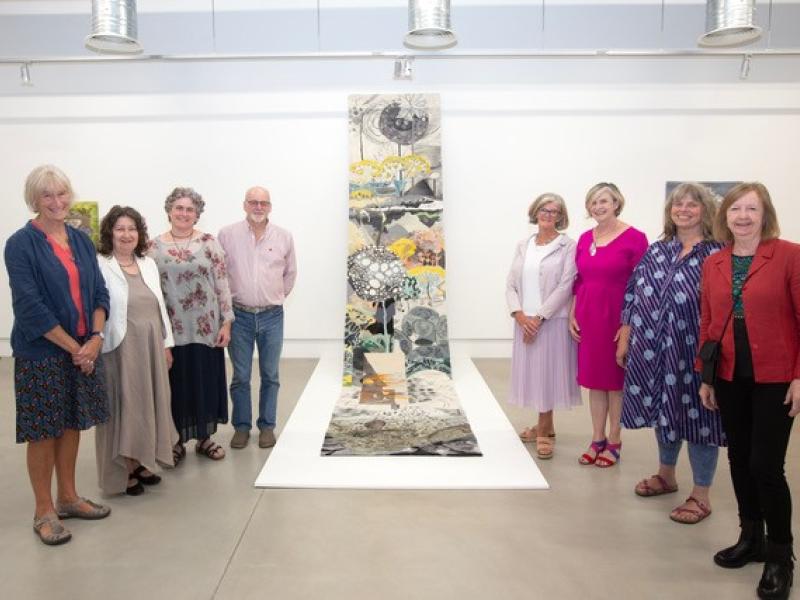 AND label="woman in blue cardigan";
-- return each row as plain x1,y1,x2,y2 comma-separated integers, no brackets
4,165,111,546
